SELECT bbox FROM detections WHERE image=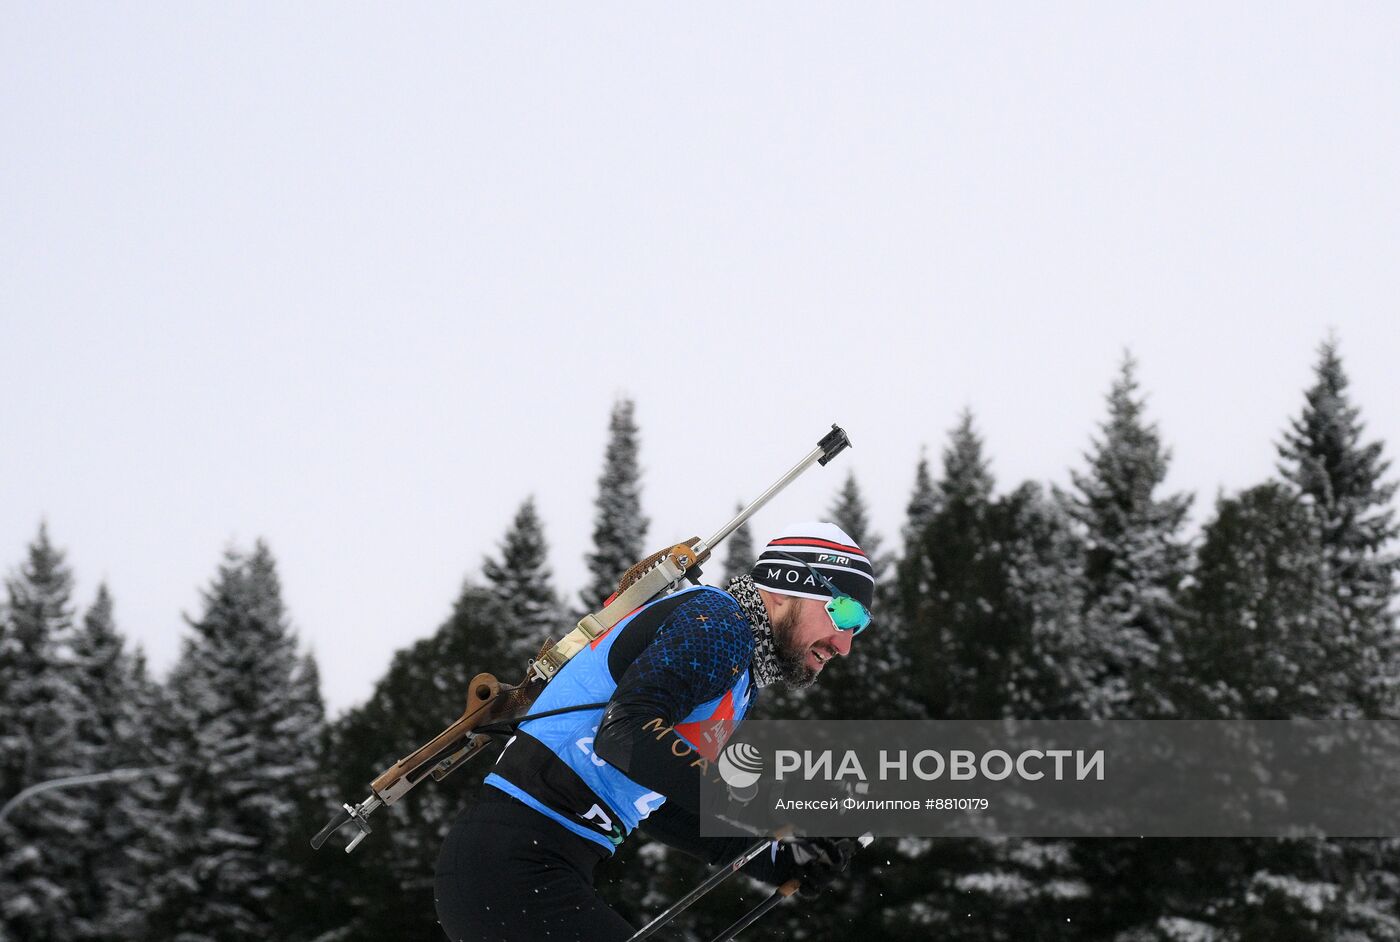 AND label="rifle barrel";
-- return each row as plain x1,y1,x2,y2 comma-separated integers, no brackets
698,425,850,558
